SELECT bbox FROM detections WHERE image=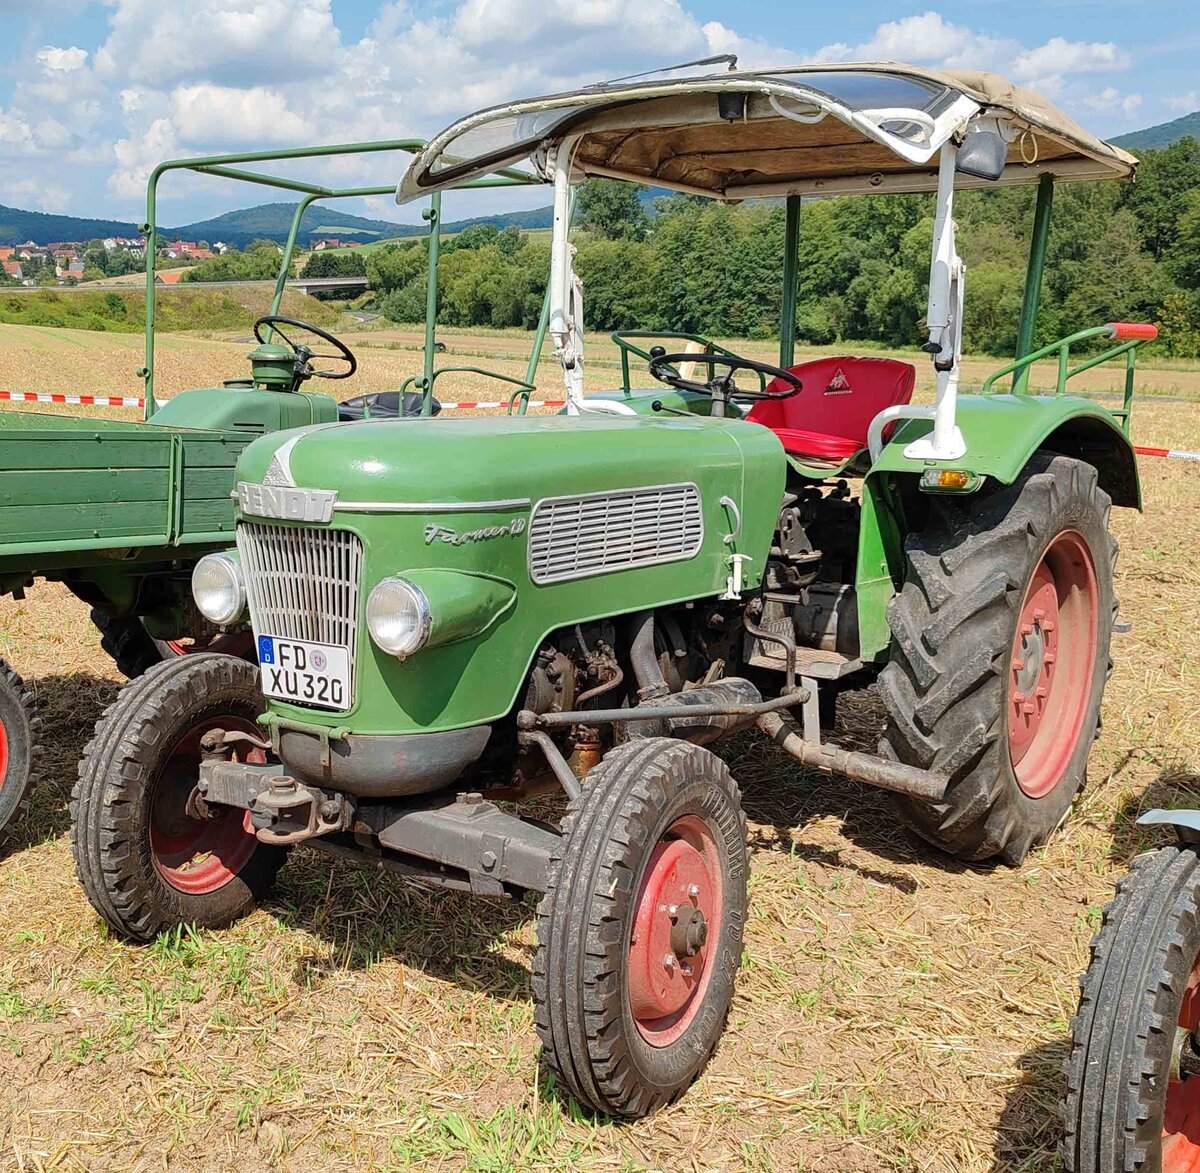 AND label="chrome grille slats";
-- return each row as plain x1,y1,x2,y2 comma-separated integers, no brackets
236,522,363,707
528,483,704,585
